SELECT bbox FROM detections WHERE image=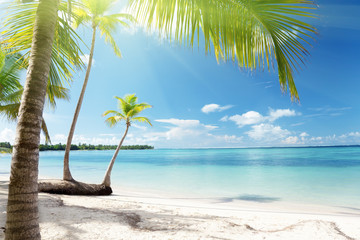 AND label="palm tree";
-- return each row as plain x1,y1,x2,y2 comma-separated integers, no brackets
4,0,59,238
129,0,317,101
102,94,152,187
63,0,134,181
